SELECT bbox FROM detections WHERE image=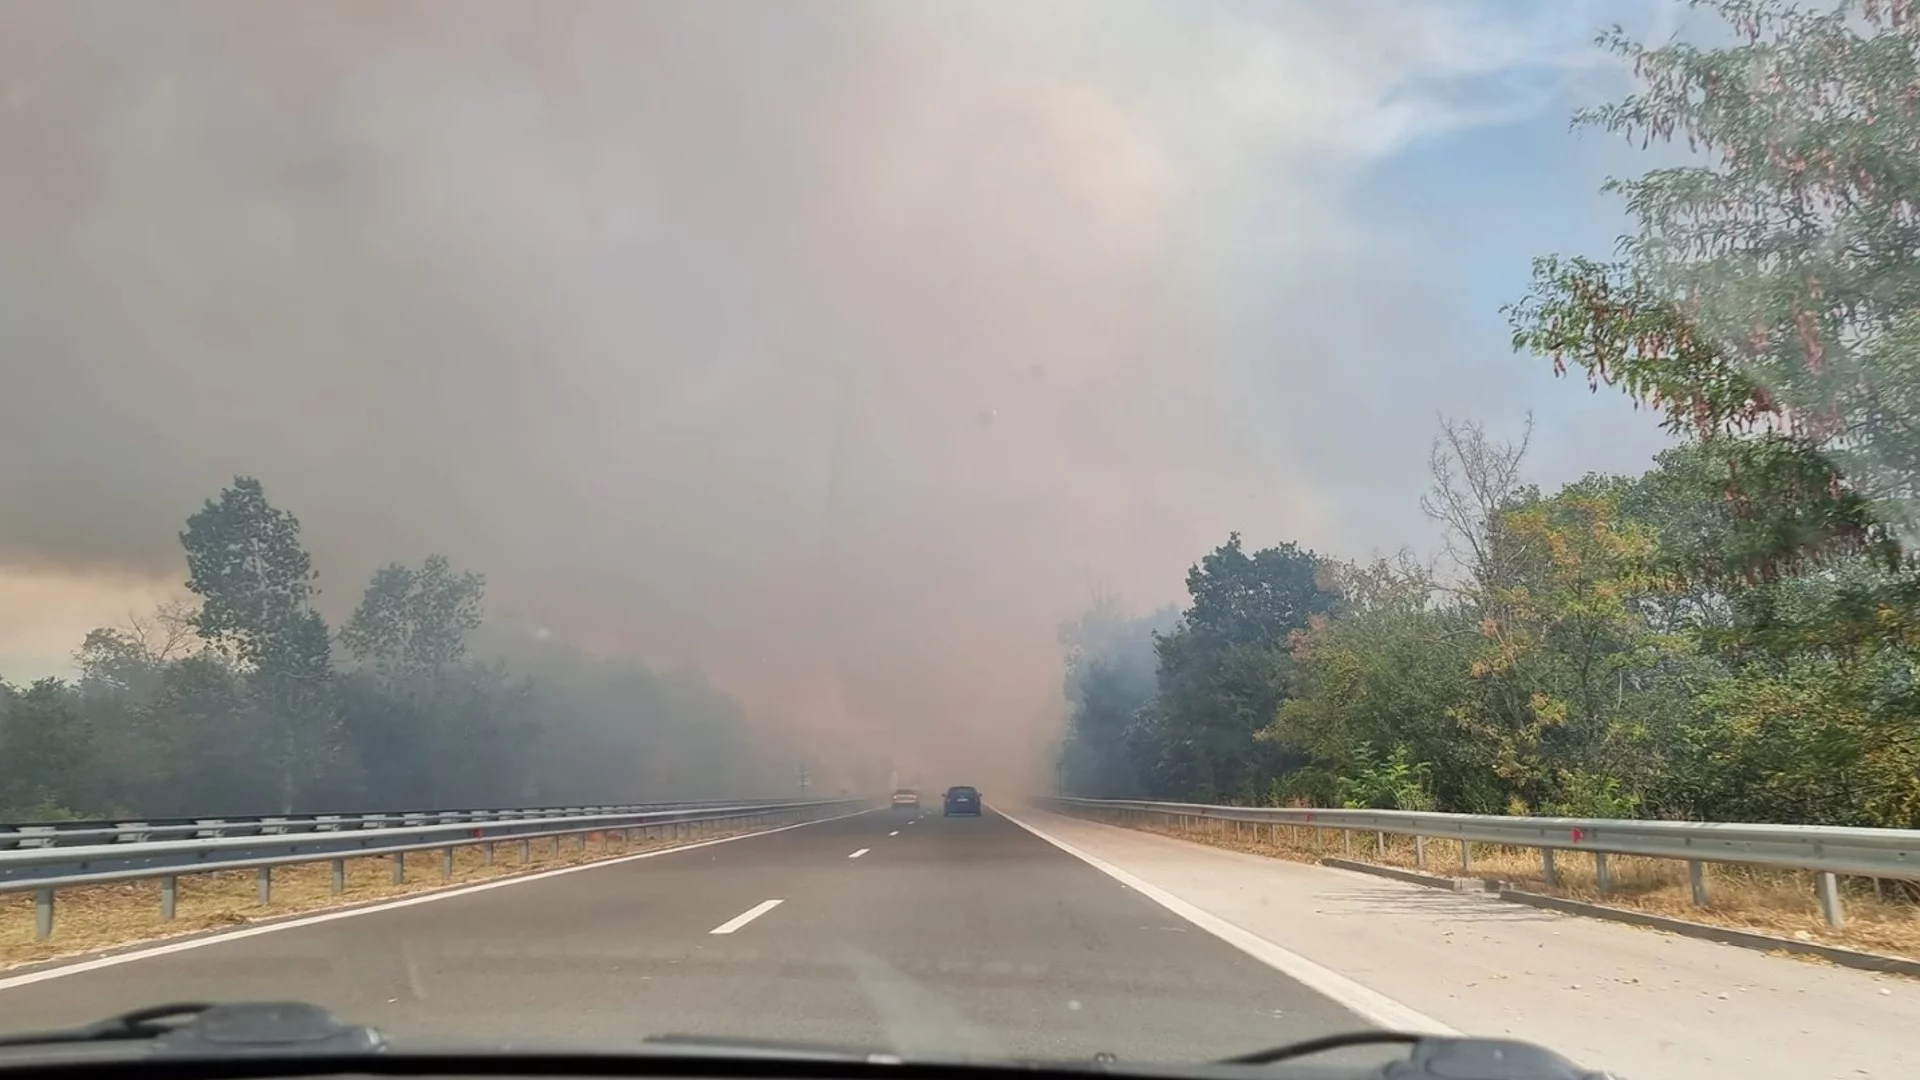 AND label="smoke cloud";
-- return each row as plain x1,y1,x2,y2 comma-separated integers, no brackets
0,1,1660,790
